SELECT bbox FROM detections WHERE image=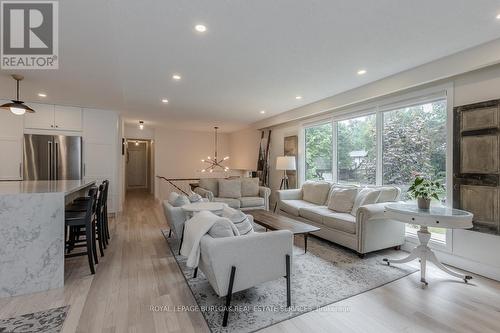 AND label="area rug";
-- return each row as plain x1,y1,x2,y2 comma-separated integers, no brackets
162,230,417,333
0,306,69,333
